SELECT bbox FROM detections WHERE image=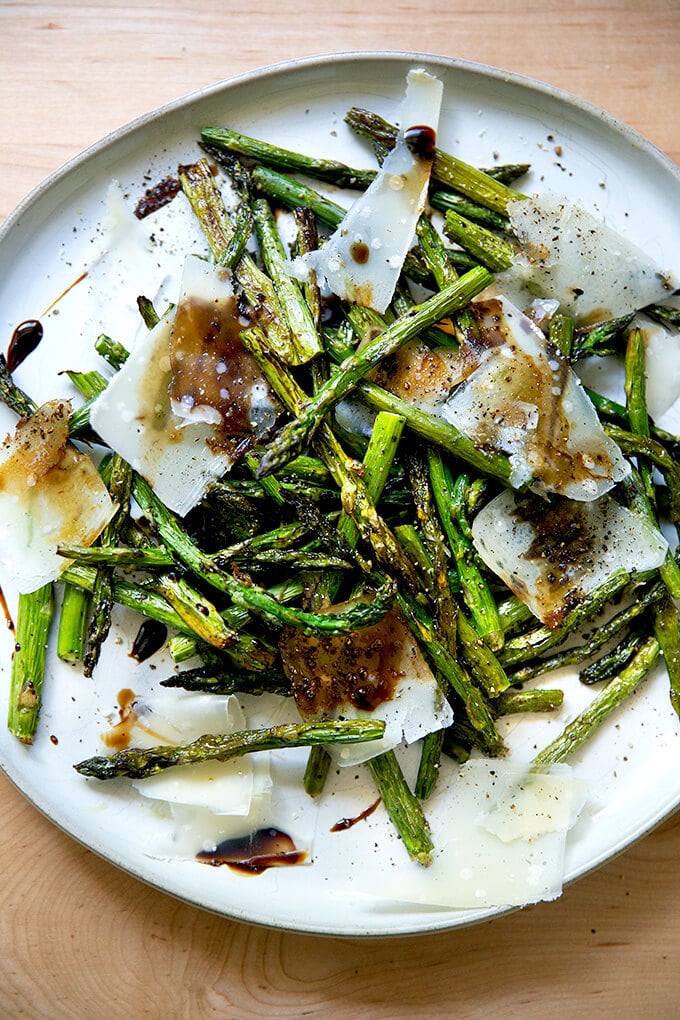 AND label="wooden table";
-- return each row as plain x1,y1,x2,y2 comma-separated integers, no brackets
1,2,679,1016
